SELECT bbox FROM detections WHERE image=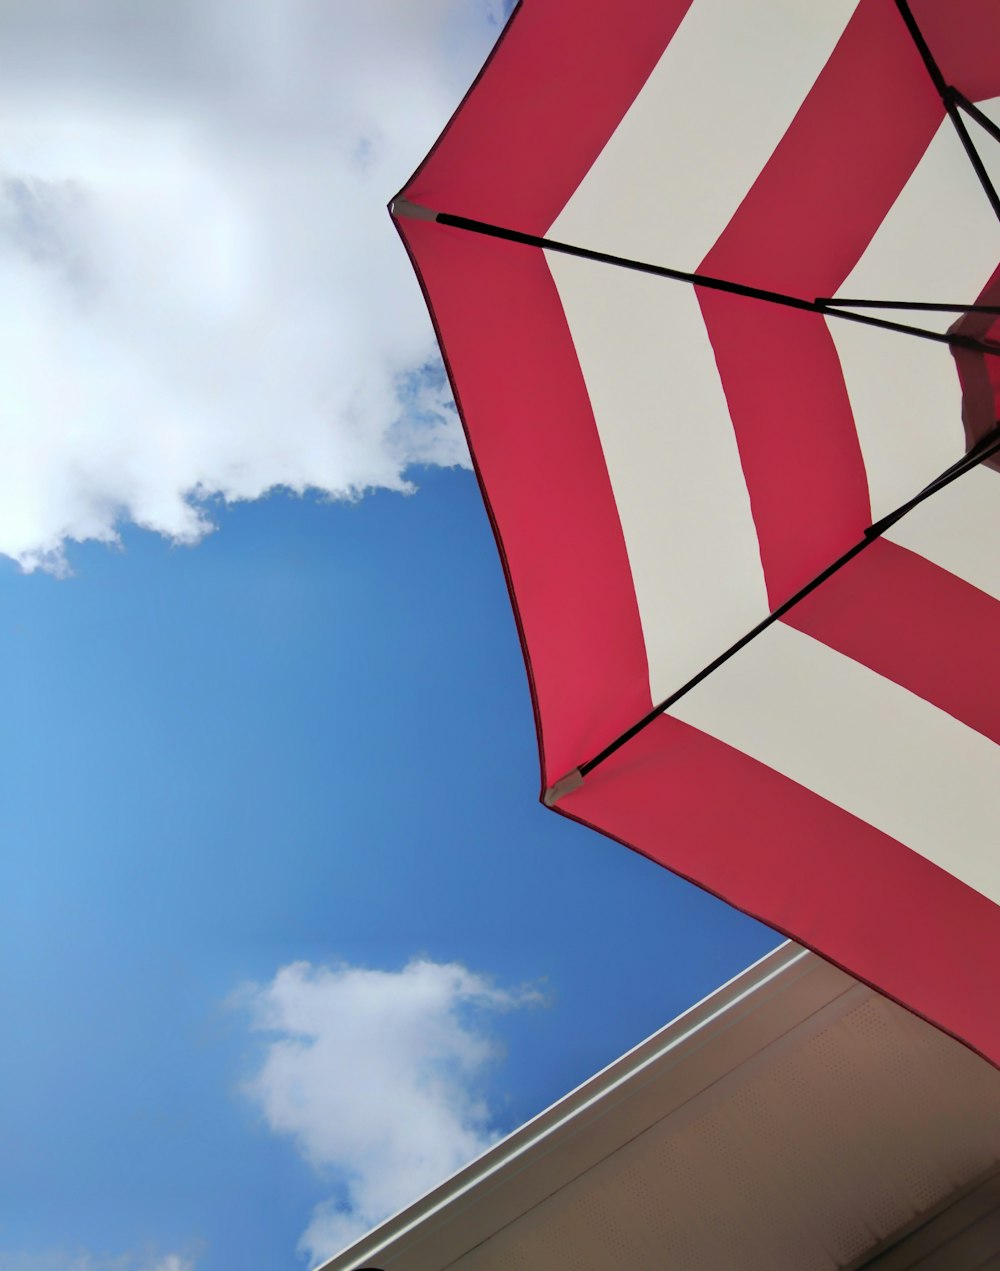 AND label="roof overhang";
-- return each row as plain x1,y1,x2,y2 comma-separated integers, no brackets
319,943,1000,1271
